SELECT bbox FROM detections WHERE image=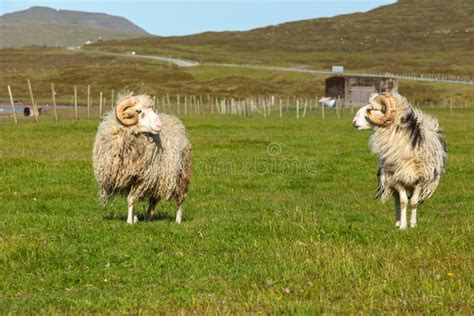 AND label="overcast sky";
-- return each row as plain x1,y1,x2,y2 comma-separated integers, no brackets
0,0,396,36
